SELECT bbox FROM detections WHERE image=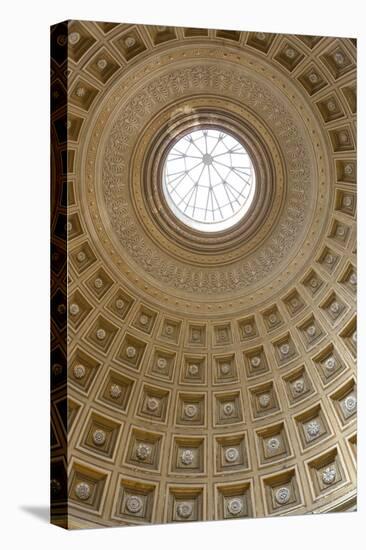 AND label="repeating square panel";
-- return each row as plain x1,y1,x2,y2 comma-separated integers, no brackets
255,421,292,466
175,392,206,427
169,435,205,475
306,446,348,500
68,460,110,515
96,368,135,412
261,467,303,516
213,390,244,426
123,427,164,471
112,477,157,523
294,403,332,451
215,481,253,520
115,333,148,371
180,353,207,385
136,384,171,424
214,432,250,473
166,485,205,522
77,409,123,462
